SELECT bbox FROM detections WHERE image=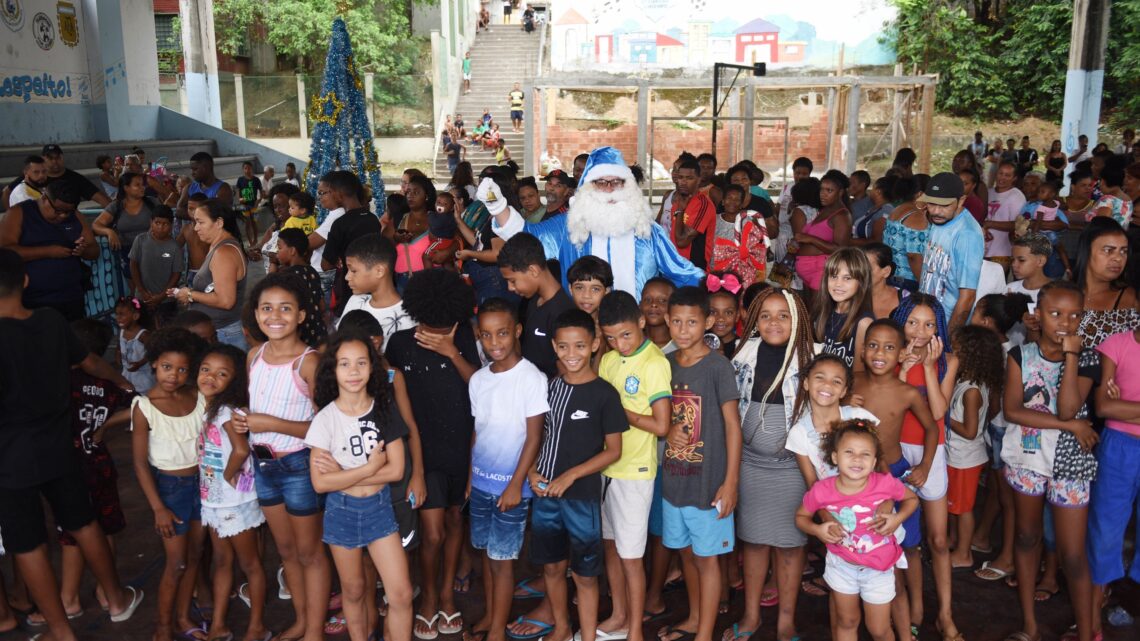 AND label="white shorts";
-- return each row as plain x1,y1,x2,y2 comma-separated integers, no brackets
823,554,897,605
463,72,472,80
900,442,949,501
601,477,654,559
202,500,265,538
